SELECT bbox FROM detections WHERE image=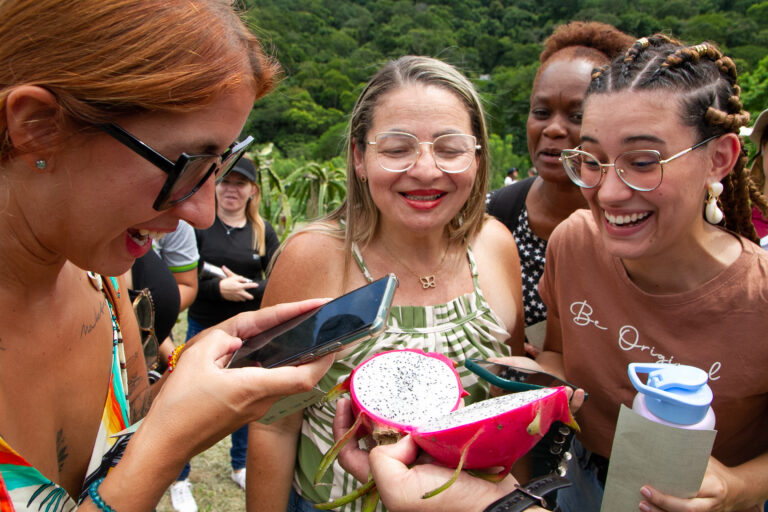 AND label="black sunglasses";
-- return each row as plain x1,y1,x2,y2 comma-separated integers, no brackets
465,358,587,399
99,123,254,211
